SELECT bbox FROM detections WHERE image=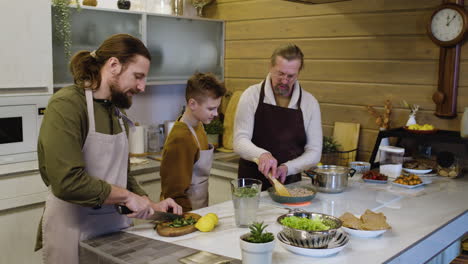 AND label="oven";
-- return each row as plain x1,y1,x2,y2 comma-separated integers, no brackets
0,95,50,165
